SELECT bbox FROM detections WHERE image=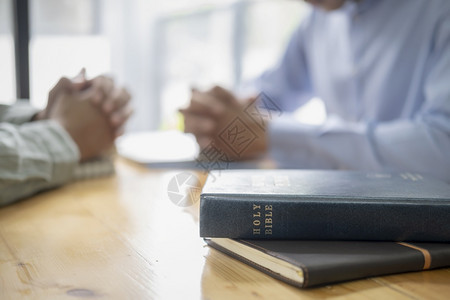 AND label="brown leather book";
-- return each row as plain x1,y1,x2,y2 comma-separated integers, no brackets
205,238,450,288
